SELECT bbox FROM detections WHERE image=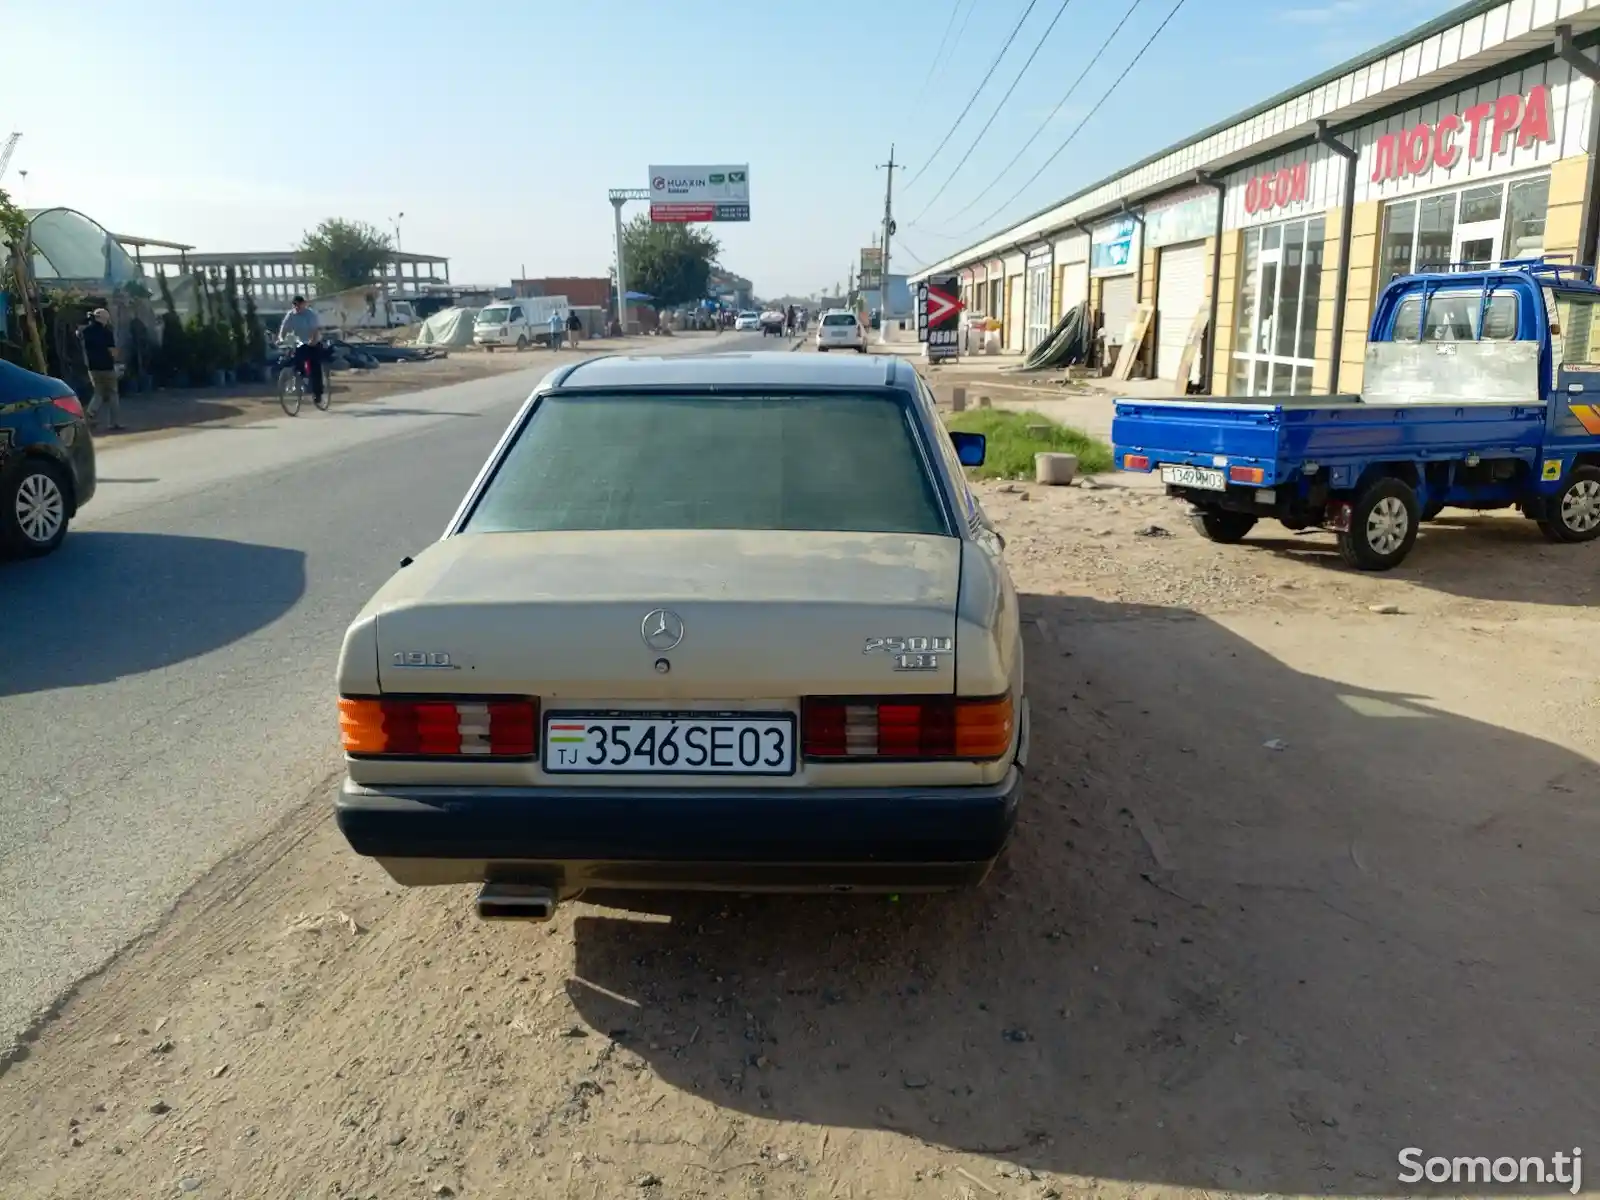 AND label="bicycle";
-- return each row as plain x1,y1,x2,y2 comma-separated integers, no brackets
276,338,330,416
